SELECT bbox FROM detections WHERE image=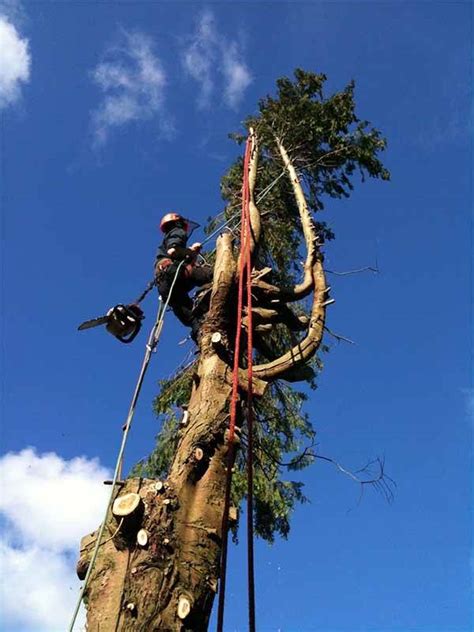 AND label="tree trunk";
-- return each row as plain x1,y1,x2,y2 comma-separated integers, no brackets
78,233,263,631
76,131,327,630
